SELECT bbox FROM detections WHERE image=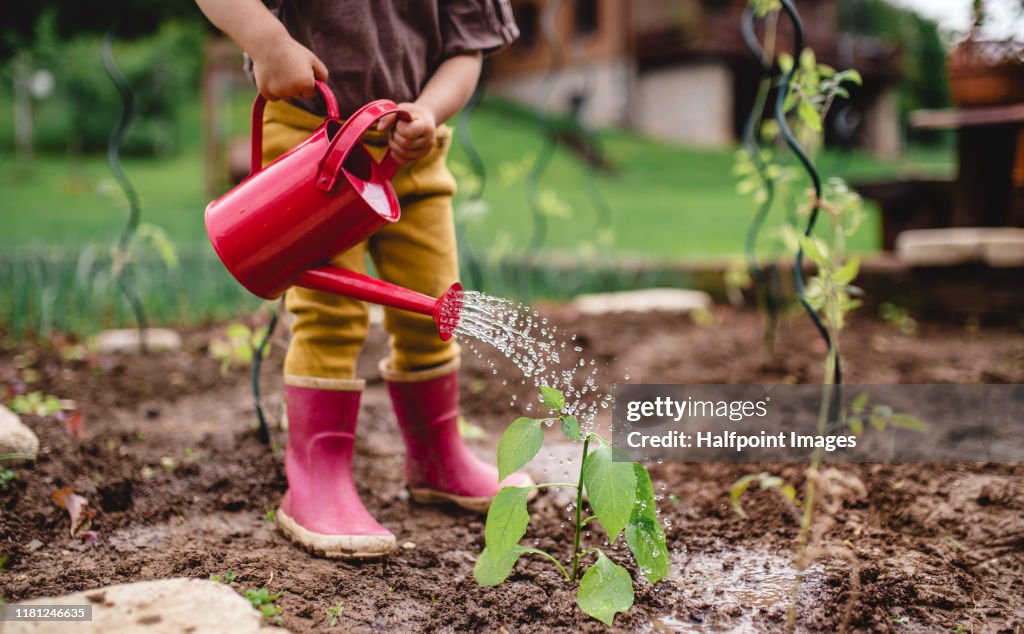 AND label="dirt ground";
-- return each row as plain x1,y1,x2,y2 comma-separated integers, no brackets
1,306,1022,633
